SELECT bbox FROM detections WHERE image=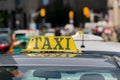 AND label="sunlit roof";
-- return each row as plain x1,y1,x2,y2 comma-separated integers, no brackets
72,32,104,41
